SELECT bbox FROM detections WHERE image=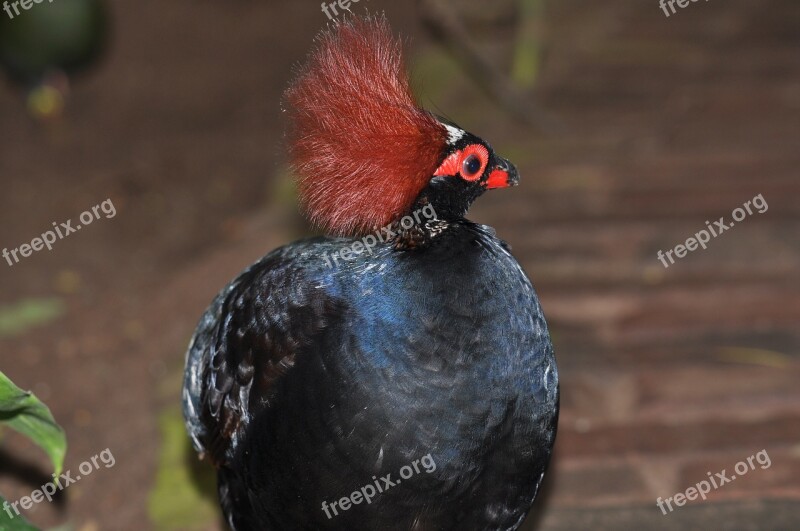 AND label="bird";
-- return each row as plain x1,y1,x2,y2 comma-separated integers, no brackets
182,15,558,531
0,0,108,119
